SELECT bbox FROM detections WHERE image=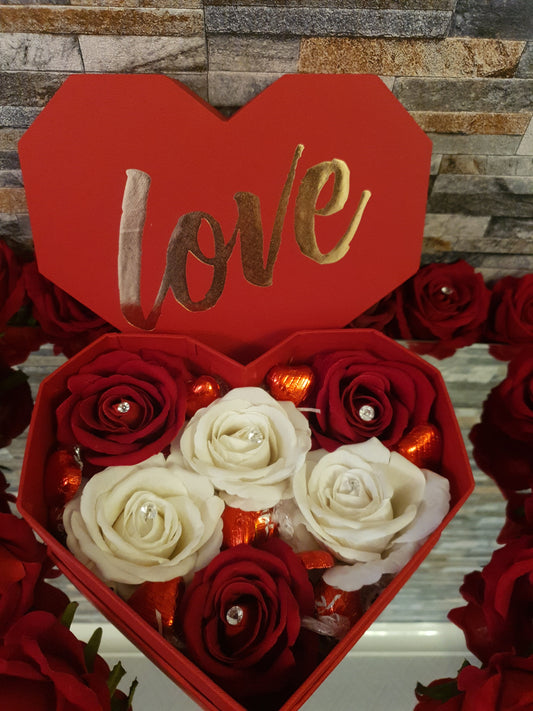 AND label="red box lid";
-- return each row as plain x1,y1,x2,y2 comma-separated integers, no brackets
18,74,431,361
